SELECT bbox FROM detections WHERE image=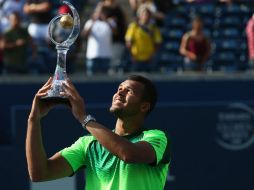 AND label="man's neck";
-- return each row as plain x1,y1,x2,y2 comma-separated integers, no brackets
114,117,144,136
